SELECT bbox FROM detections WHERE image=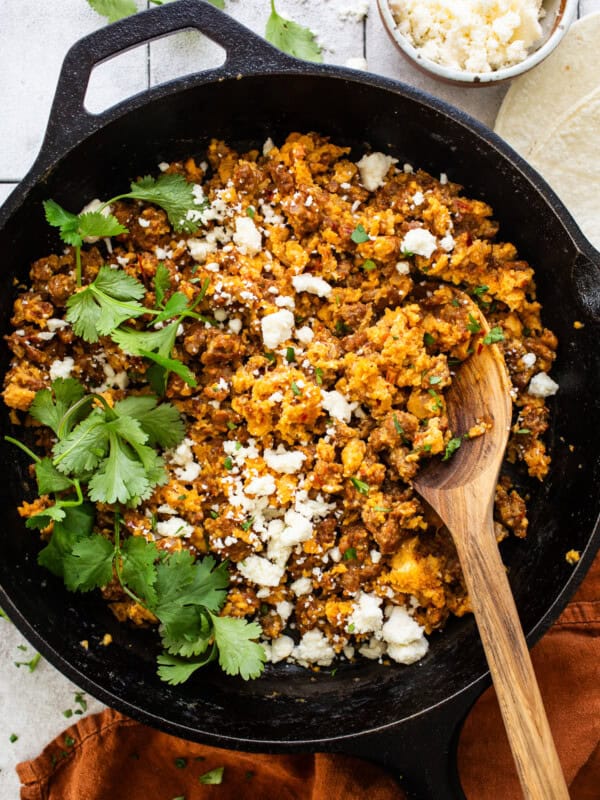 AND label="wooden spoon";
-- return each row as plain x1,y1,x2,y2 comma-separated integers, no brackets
412,313,569,800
